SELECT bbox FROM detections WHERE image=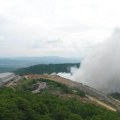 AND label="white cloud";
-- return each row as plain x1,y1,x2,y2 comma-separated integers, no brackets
0,0,119,57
